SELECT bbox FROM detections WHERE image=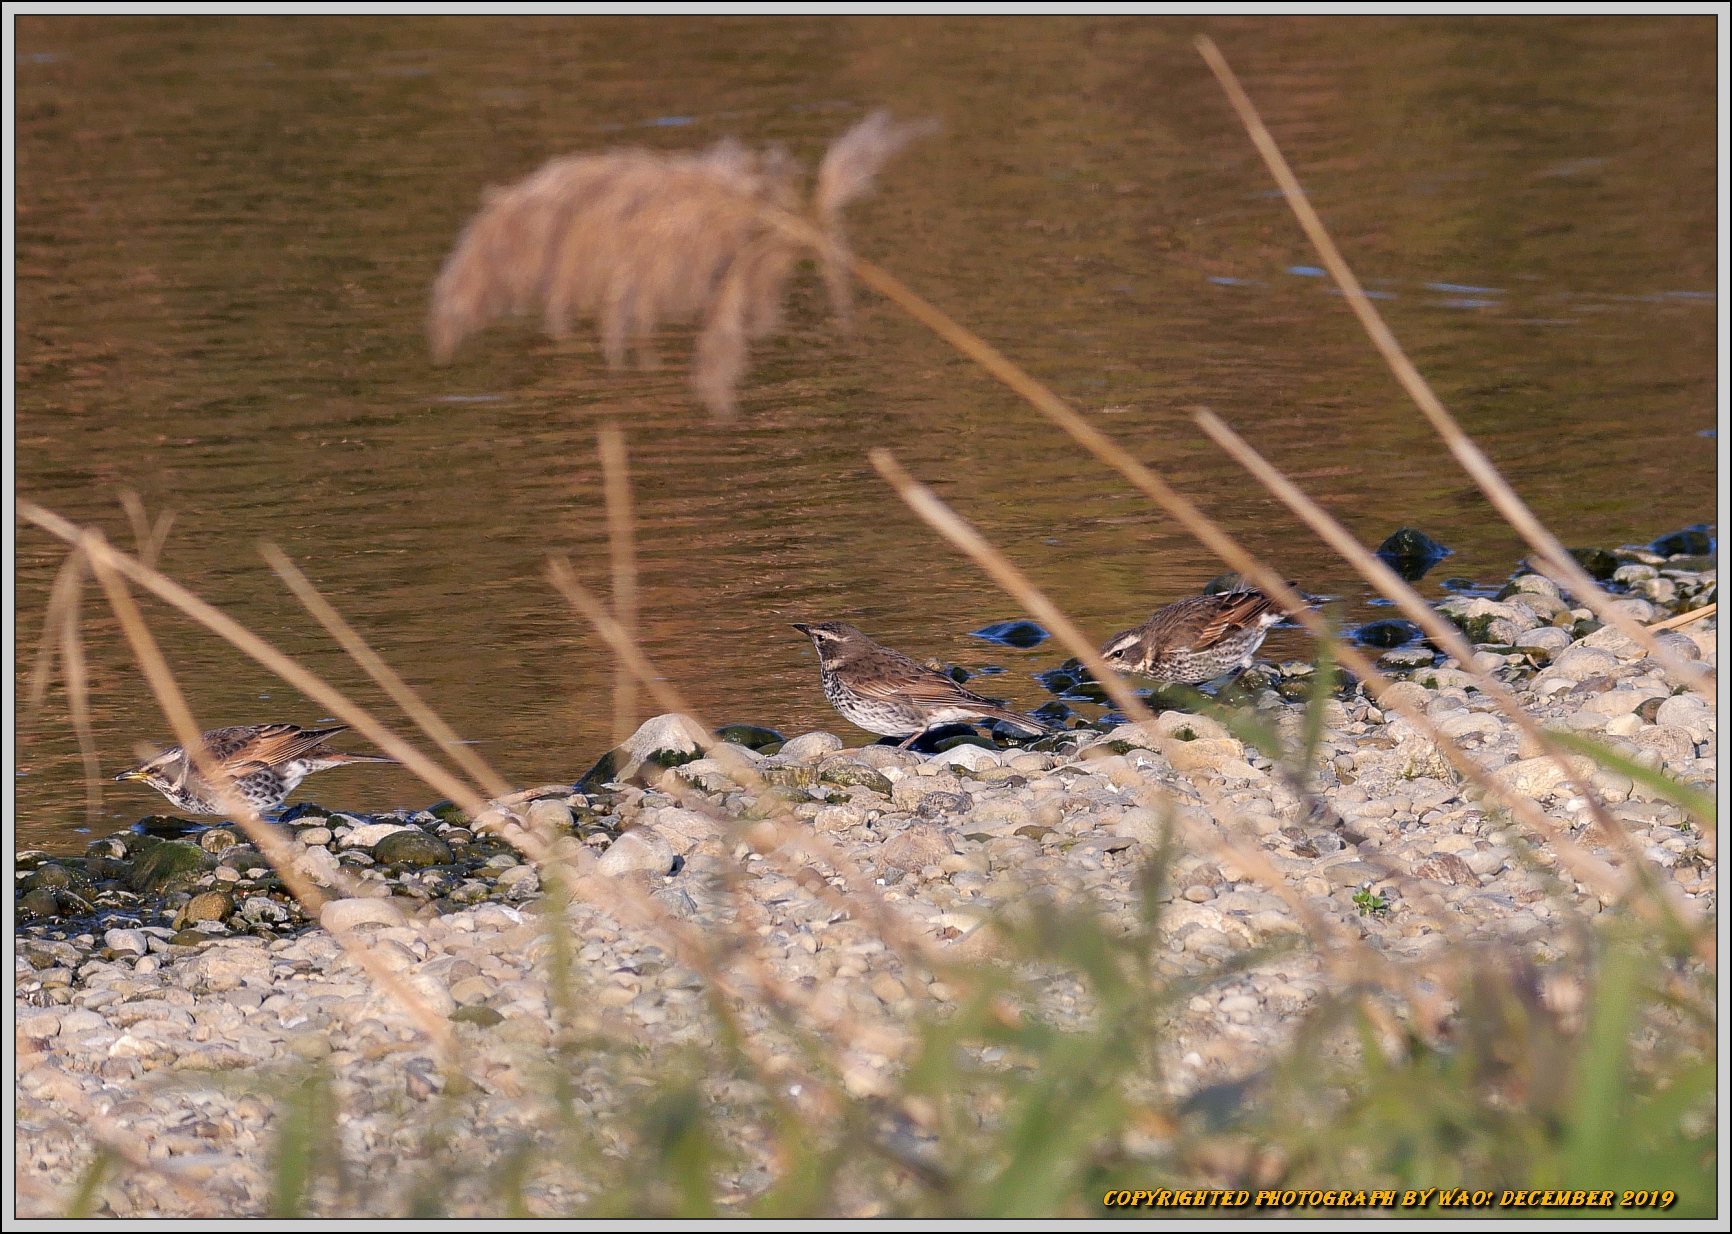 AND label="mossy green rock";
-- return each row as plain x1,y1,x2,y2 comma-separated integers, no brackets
818,762,893,795
181,890,235,925
759,765,819,789
450,1005,505,1027
129,841,218,894
424,800,469,826
375,830,455,867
